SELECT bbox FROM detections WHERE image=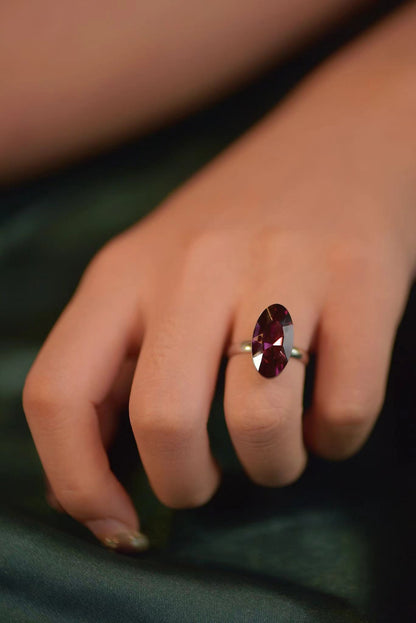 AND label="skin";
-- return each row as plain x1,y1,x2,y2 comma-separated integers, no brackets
22,1,416,548
1,0,371,181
